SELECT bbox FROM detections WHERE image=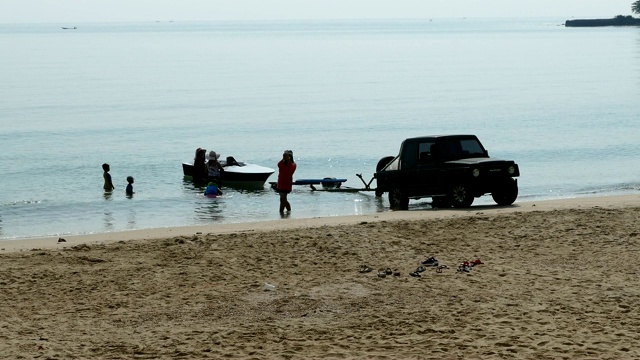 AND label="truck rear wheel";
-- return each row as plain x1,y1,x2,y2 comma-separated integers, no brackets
449,183,474,208
388,186,409,210
492,178,518,206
